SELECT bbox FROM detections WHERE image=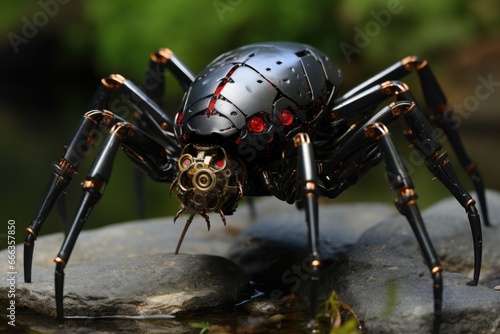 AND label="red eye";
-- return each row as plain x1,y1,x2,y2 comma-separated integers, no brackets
181,157,192,168
248,116,266,133
215,159,225,169
176,111,184,127
279,109,294,126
